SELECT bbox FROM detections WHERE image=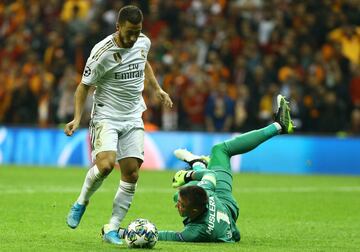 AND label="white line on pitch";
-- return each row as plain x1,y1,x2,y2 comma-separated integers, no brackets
0,186,360,194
